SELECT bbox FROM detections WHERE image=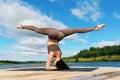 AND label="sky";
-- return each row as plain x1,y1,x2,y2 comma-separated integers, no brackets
0,0,120,61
